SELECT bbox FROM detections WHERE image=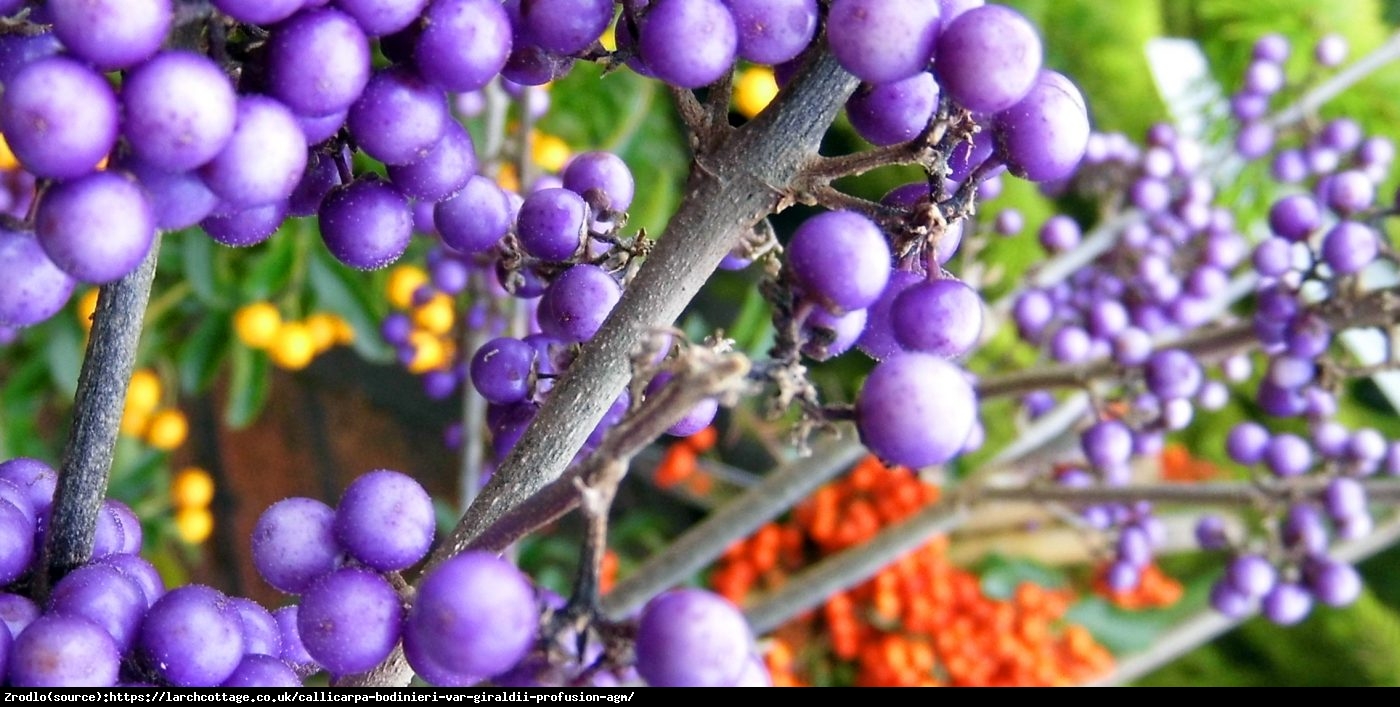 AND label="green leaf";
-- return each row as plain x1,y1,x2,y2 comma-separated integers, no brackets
978,553,1068,600
0,353,52,460
728,285,774,358
177,316,231,394
178,232,228,308
240,228,298,302
1066,596,1176,654
43,318,84,399
307,248,393,363
225,344,269,429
